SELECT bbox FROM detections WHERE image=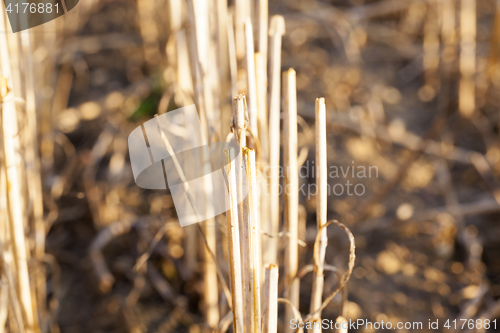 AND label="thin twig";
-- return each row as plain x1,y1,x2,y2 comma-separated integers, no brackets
305,220,356,323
